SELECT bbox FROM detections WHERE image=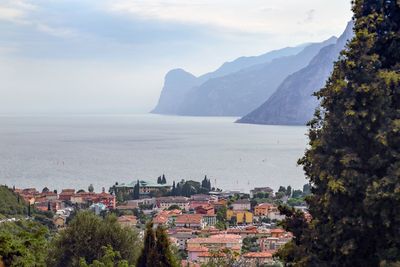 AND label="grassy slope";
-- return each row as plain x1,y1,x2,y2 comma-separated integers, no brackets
0,185,27,218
